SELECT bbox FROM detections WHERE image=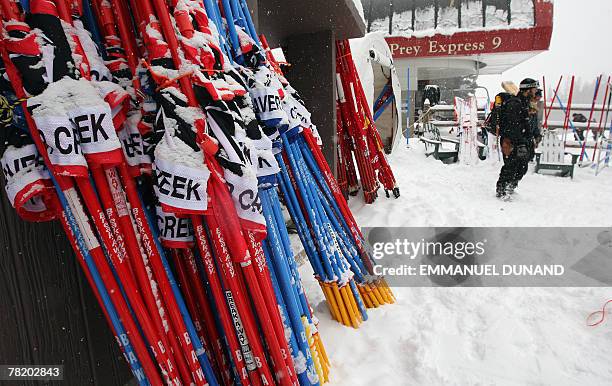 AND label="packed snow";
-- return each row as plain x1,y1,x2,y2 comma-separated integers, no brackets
347,140,612,227
299,140,612,385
